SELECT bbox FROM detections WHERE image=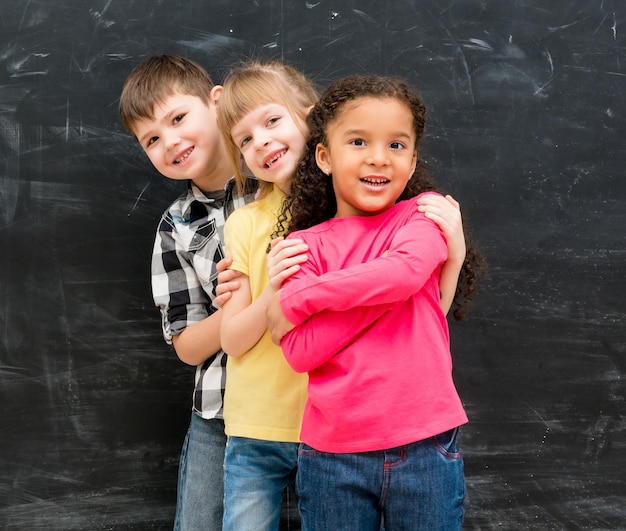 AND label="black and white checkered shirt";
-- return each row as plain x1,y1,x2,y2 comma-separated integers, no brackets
151,177,257,419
